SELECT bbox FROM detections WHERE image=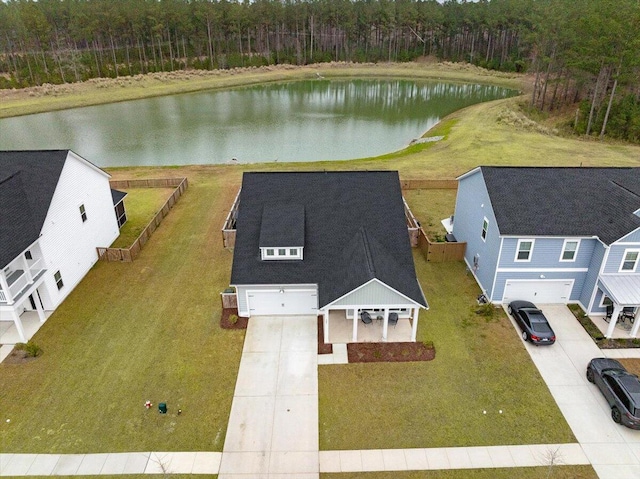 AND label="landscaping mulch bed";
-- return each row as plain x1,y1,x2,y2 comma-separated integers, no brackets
2,348,41,365
220,308,249,329
347,341,435,363
317,316,435,362
317,316,333,355
568,304,640,349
